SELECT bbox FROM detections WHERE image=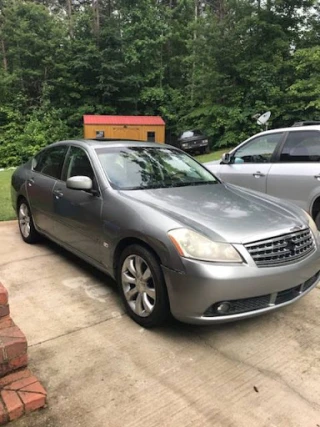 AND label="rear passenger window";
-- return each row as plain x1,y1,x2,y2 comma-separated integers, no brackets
33,146,68,179
280,131,320,162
